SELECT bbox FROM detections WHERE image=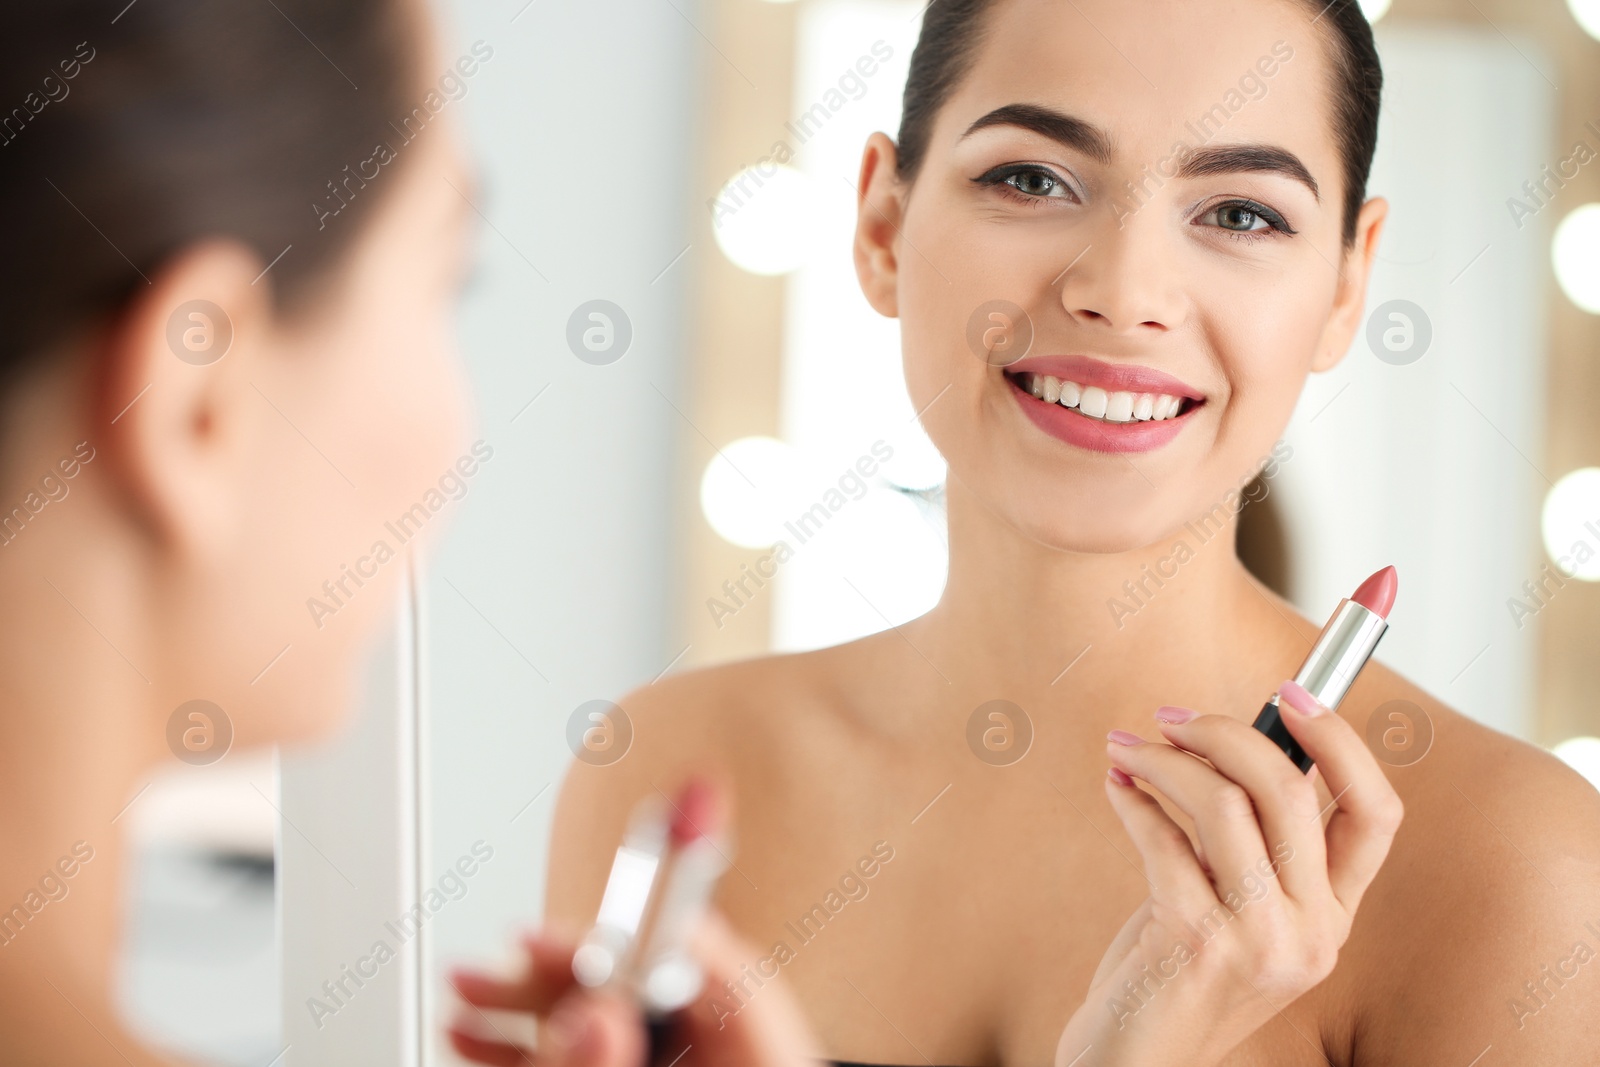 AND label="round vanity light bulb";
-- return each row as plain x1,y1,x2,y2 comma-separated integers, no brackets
1541,467,1600,582
711,164,821,276
1552,203,1600,314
